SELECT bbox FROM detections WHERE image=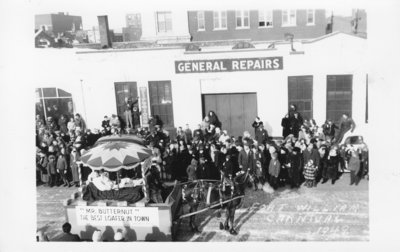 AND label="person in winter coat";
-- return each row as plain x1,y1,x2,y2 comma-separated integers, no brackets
281,114,291,138
288,147,303,188
58,115,68,134
201,116,210,134
303,159,318,188
69,147,80,187
255,124,269,145
252,117,263,135
184,124,193,144
324,145,340,184
146,164,164,203
268,152,281,189
193,124,204,143
36,152,48,185
337,113,356,144
132,105,141,129
317,145,328,184
348,147,361,185
208,110,222,128
303,143,320,170
322,119,338,142
67,118,76,135
196,157,212,180
57,149,70,187
186,158,198,181
46,154,57,187
238,143,254,174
